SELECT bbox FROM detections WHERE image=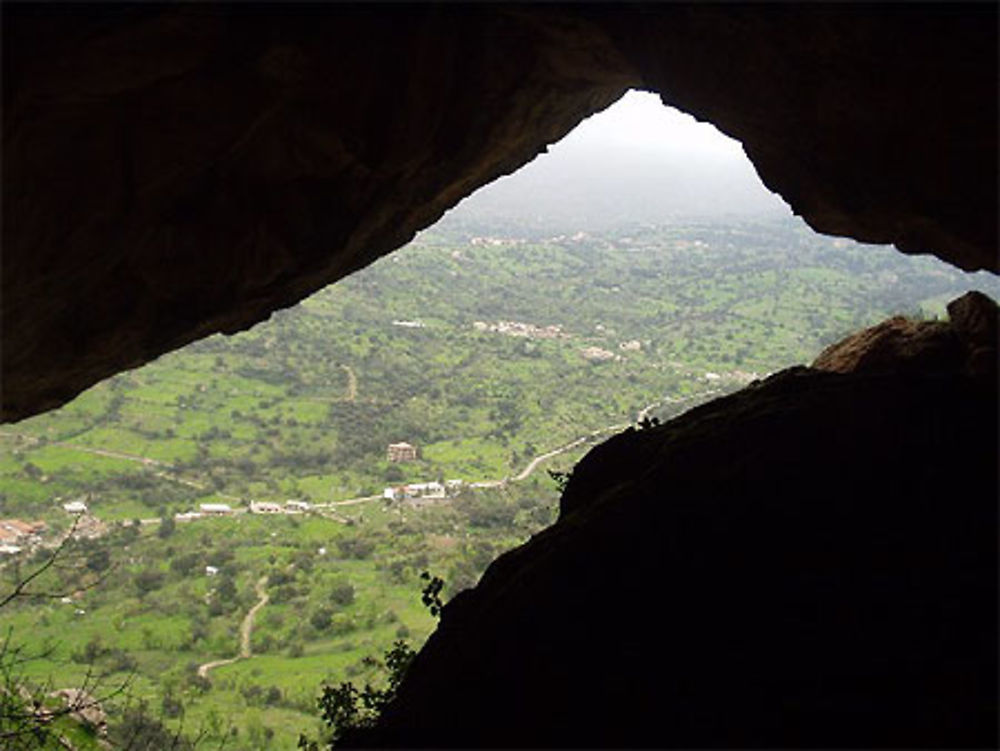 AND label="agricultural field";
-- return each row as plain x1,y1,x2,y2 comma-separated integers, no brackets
2,214,998,748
